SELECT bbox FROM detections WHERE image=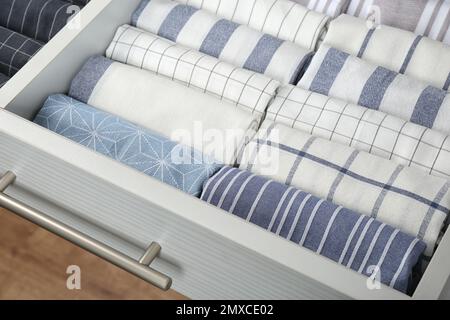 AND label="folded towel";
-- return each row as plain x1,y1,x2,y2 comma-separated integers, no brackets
0,26,43,77
293,0,350,17
240,120,450,255
34,94,222,196
322,15,450,91
0,0,78,42
106,25,280,117
268,85,450,180
347,0,450,44
0,72,8,88
131,0,314,83
66,0,90,6
172,0,330,48
202,166,426,293
69,56,260,166
298,45,450,134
